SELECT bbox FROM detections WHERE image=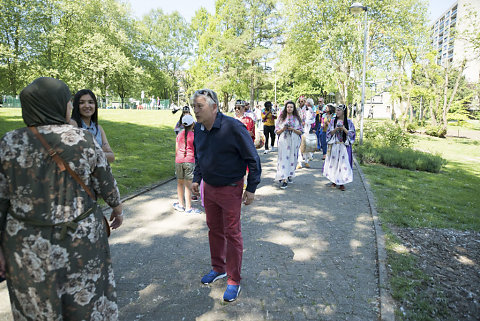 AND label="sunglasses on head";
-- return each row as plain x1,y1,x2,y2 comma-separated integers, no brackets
195,89,217,104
